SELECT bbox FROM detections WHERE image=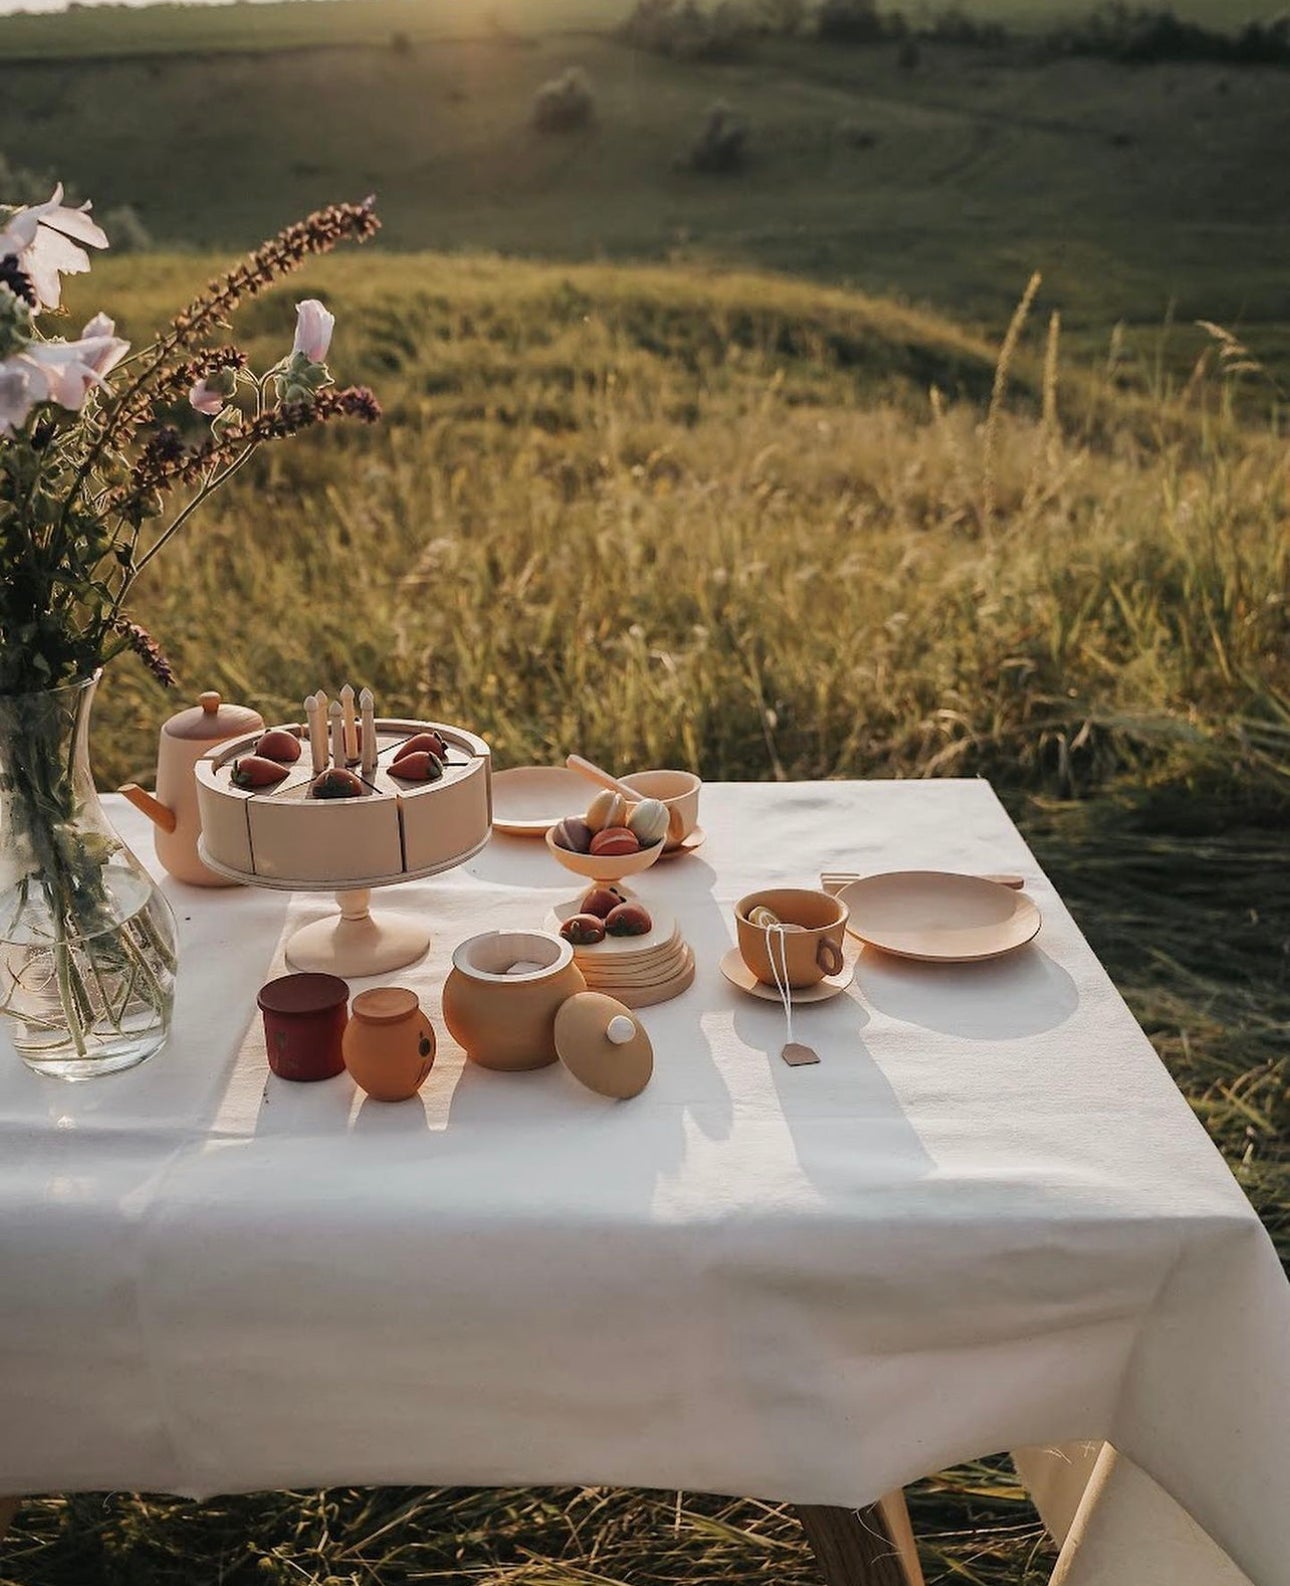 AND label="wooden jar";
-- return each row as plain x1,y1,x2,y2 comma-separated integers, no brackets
442,931,586,1072
256,972,349,1082
342,987,436,1101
